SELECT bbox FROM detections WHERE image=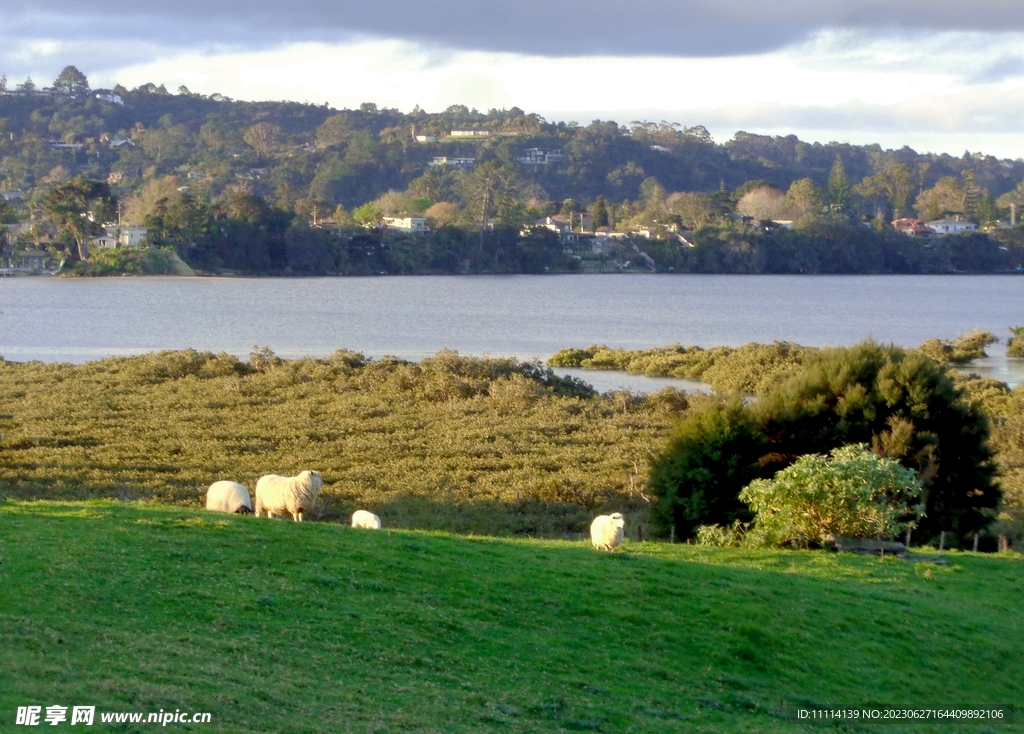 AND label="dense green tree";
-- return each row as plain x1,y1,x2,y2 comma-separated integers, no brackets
915,176,966,220
856,163,915,218
825,155,850,212
143,192,211,252
517,227,571,273
351,201,382,226
243,122,280,158
592,195,609,228
650,342,999,546
665,191,722,229
42,177,116,262
648,398,767,539
52,66,90,96
756,342,998,544
739,444,923,546
283,224,339,274
784,178,822,218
